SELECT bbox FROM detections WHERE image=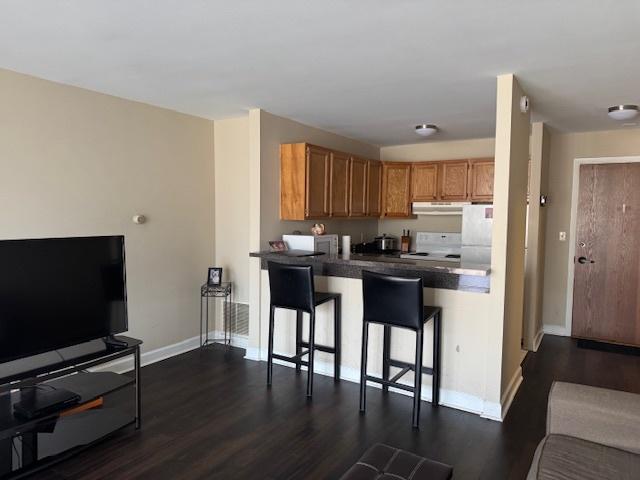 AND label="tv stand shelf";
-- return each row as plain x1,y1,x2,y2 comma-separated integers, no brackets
0,336,142,479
